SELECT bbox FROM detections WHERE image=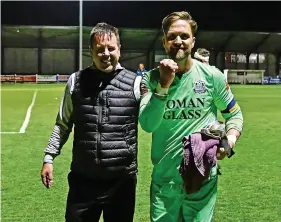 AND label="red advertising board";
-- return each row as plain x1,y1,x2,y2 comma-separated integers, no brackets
1,75,36,82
